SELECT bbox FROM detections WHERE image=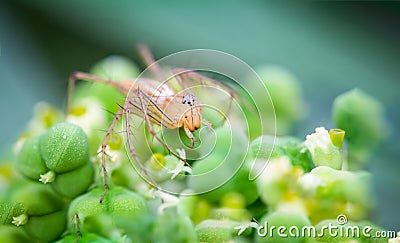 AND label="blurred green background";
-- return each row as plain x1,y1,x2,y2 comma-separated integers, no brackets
1,0,399,231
